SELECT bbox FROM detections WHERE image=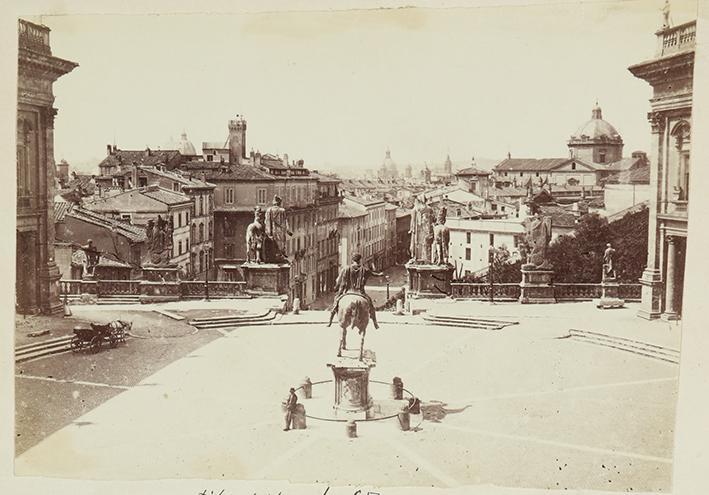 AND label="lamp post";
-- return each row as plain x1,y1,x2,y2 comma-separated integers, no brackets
204,251,210,301
488,244,495,304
